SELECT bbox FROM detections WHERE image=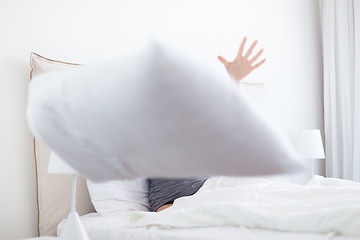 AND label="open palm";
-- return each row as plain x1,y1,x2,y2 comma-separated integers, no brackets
218,37,266,81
